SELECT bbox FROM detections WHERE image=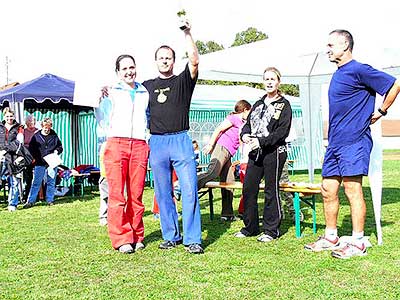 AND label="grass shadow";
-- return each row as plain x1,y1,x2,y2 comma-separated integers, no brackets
338,212,395,237
307,187,397,237
199,193,237,249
